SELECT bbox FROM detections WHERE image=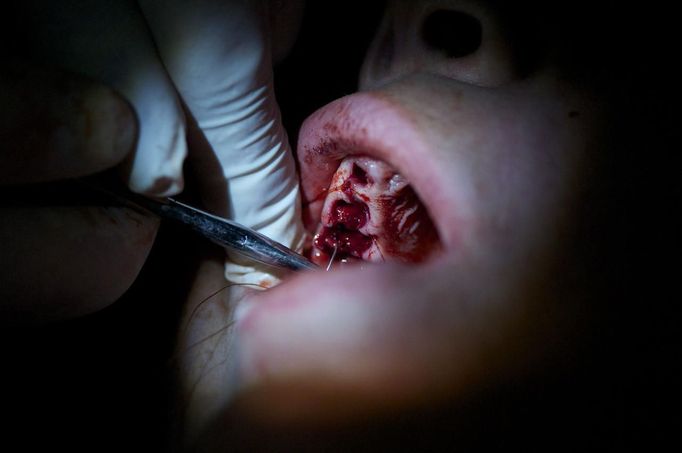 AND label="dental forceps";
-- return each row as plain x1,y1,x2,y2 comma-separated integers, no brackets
84,182,319,273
